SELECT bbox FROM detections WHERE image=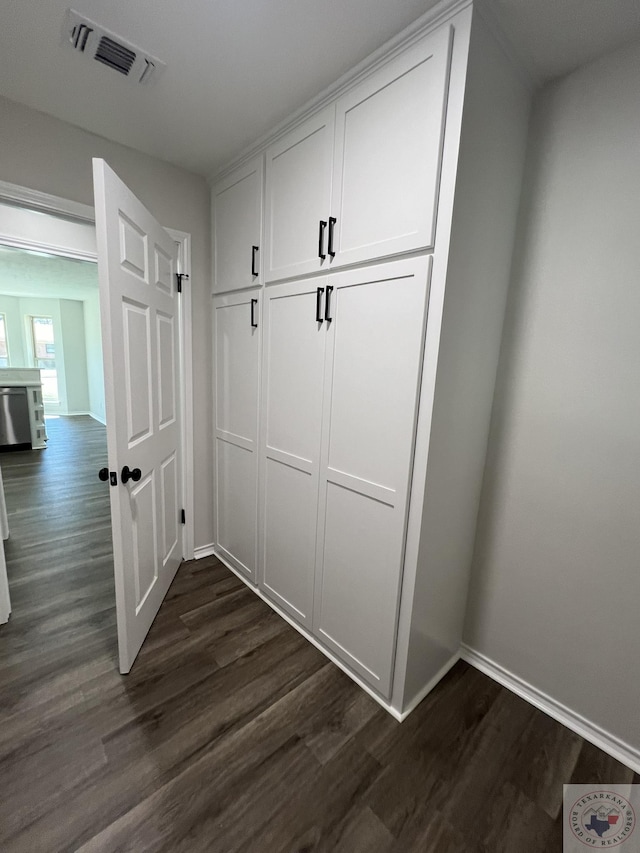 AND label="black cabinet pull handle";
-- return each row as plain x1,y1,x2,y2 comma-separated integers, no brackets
328,217,337,258
316,287,324,323
318,220,327,260
121,466,142,484
250,298,258,328
98,467,109,482
251,245,259,277
325,286,333,323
